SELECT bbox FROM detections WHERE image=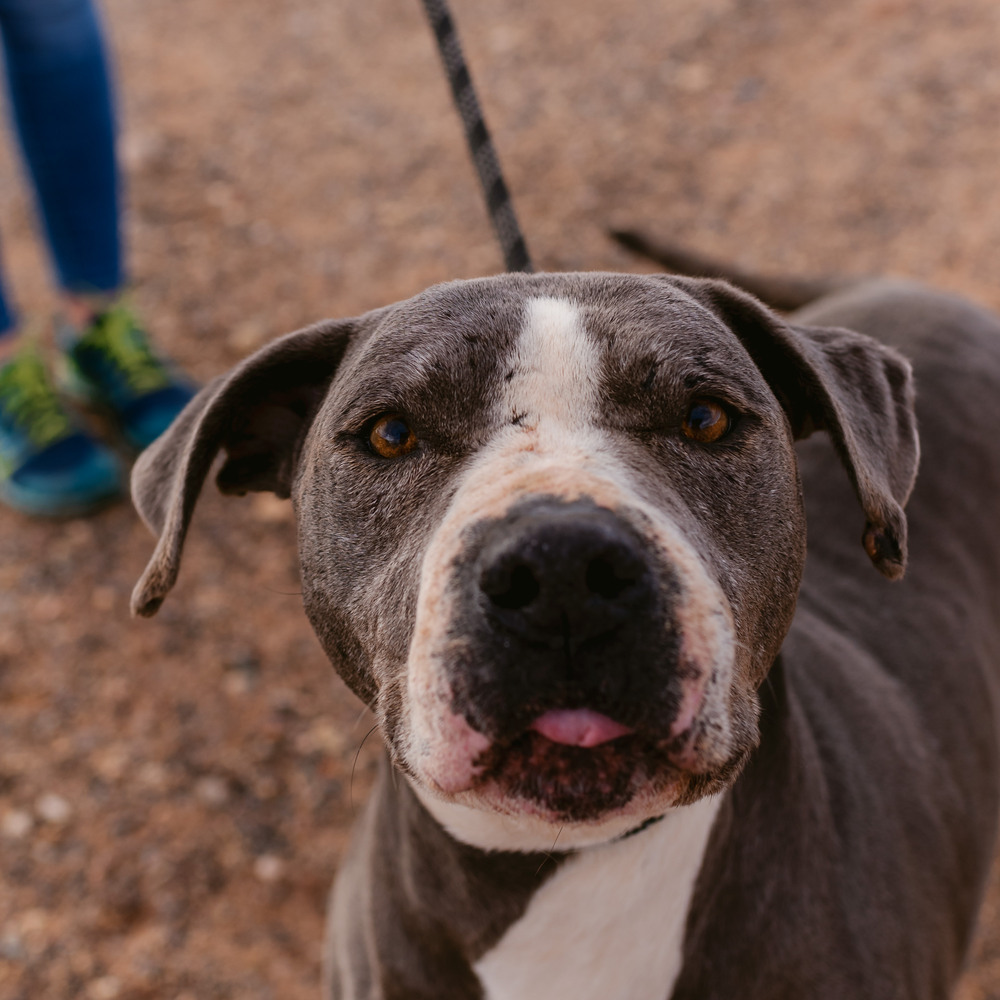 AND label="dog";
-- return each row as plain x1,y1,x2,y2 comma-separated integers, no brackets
131,266,1000,999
